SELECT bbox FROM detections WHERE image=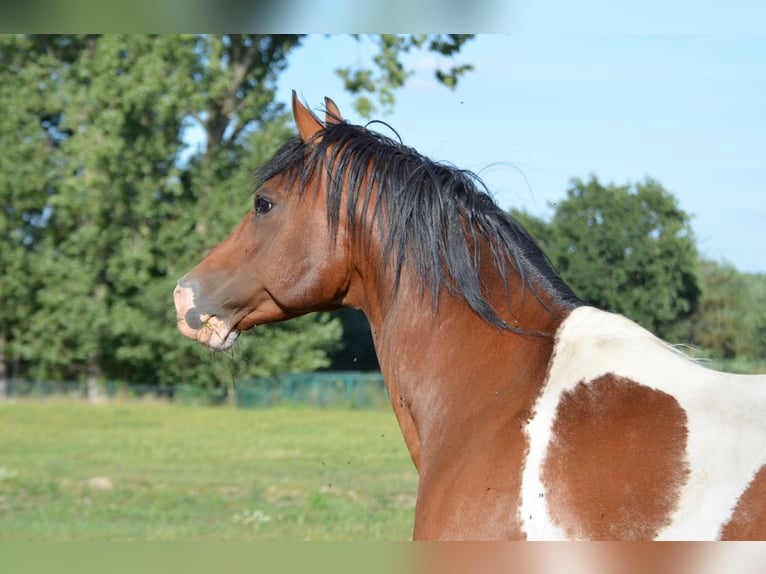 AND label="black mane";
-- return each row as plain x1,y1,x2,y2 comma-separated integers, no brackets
257,119,582,334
